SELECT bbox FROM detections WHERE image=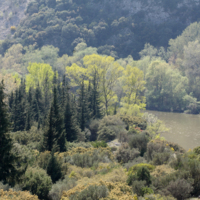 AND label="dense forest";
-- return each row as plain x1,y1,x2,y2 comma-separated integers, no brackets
2,0,200,200
2,0,200,59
